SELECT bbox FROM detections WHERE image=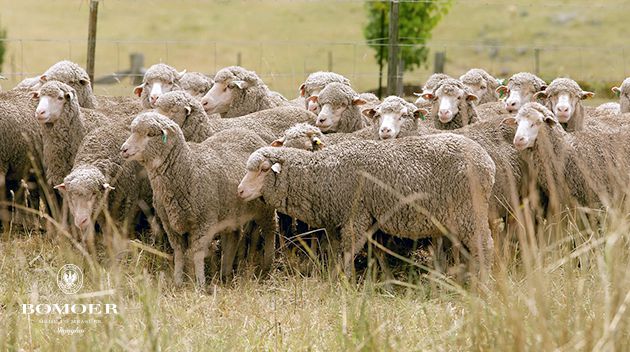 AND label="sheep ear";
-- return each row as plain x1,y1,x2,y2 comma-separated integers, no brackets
421,93,435,101
271,163,282,174
65,90,75,101
533,91,548,101
299,84,306,97
414,108,429,121
270,137,285,147
40,74,48,83
178,70,187,79
543,112,556,124
352,97,367,106
362,108,378,120
539,85,548,92
412,91,423,97
79,77,90,86
102,183,115,191
496,86,509,98
53,183,66,191
465,93,478,102
133,84,144,97
612,87,621,96
185,106,192,117
307,95,318,104
580,91,595,100
230,80,247,90
30,90,40,99
501,117,517,127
